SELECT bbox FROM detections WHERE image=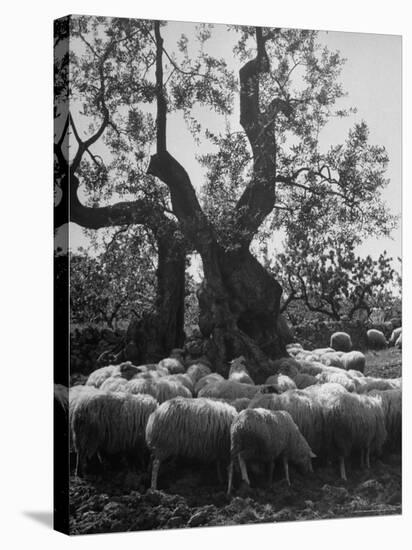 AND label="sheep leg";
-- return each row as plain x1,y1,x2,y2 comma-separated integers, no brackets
360,449,365,469
238,455,250,486
216,460,223,484
268,461,274,485
283,456,291,486
227,460,234,495
365,447,371,469
75,453,81,478
339,456,347,481
151,457,161,490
